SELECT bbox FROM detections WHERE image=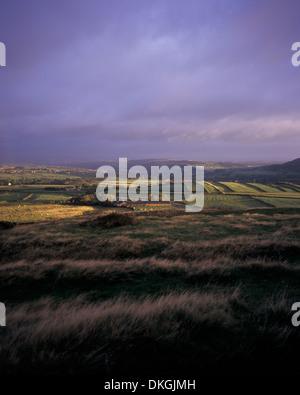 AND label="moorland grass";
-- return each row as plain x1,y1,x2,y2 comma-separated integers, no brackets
1,201,300,376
